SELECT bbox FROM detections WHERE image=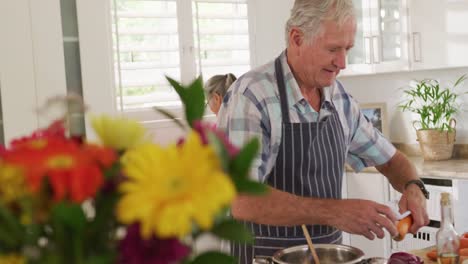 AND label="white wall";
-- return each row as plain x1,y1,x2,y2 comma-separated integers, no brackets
339,68,468,144
248,0,294,67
